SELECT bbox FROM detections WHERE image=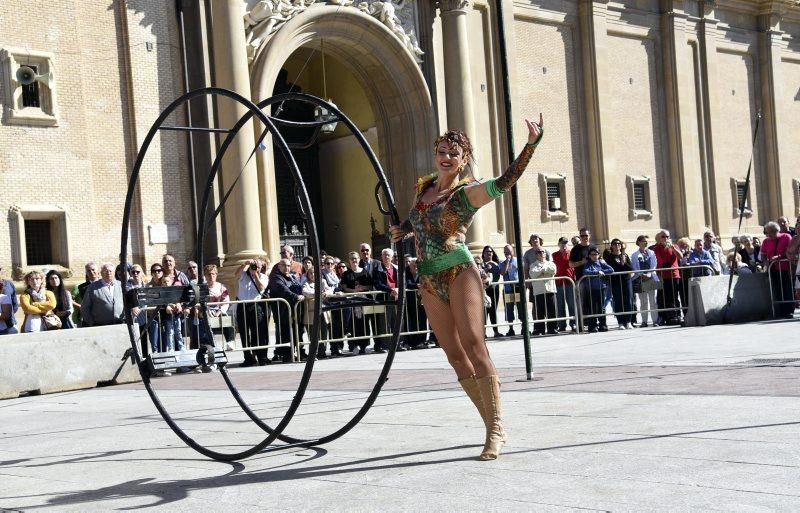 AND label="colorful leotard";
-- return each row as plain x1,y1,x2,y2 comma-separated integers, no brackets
408,142,538,303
